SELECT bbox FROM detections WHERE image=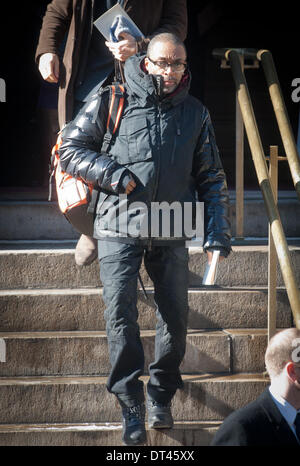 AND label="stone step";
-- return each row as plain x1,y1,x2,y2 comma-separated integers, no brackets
0,329,270,377
0,190,299,239
0,373,269,424
0,201,77,241
0,244,300,288
0,286,292,331
0,421,220,446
